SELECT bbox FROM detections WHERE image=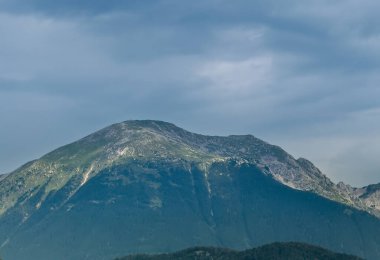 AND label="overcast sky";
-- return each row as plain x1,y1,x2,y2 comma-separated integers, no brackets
1,0,380,186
